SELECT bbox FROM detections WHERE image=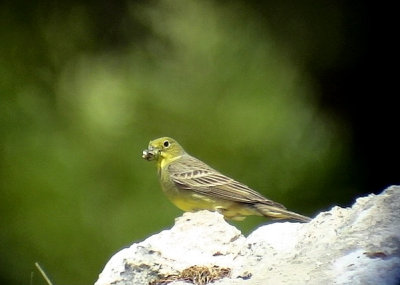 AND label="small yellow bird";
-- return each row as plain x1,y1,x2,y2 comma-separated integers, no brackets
142,137,311,222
